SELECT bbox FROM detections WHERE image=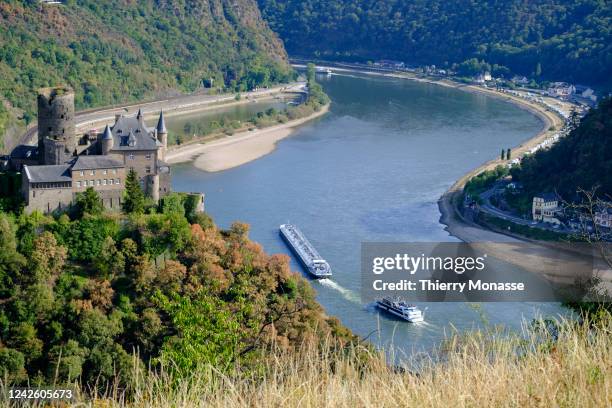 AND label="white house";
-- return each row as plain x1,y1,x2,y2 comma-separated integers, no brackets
532,192,562,225
547,82,575,98
594,208,612,228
